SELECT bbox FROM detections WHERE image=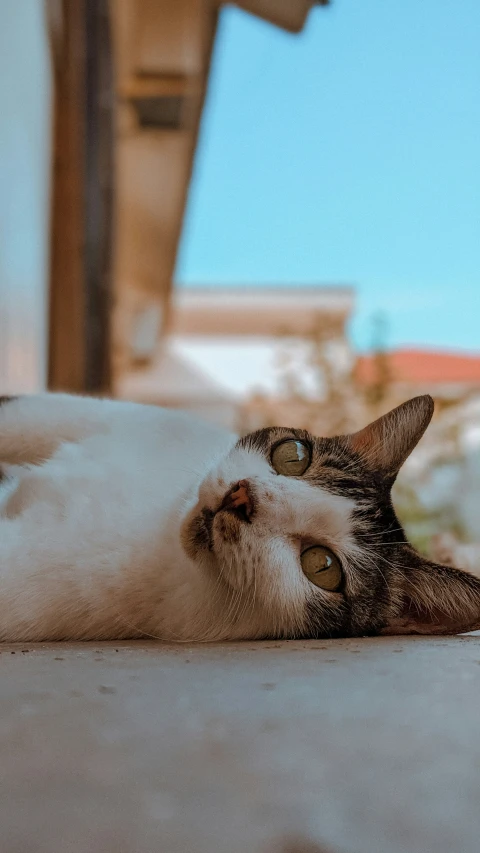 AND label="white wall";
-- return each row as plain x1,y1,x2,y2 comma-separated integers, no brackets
0,1,52,393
